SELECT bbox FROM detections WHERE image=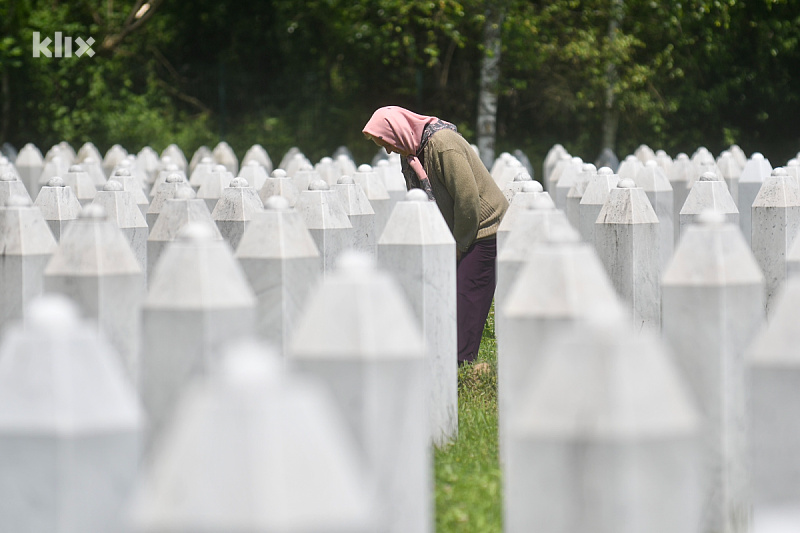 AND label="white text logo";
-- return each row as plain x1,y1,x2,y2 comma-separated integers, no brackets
33,31,95,58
